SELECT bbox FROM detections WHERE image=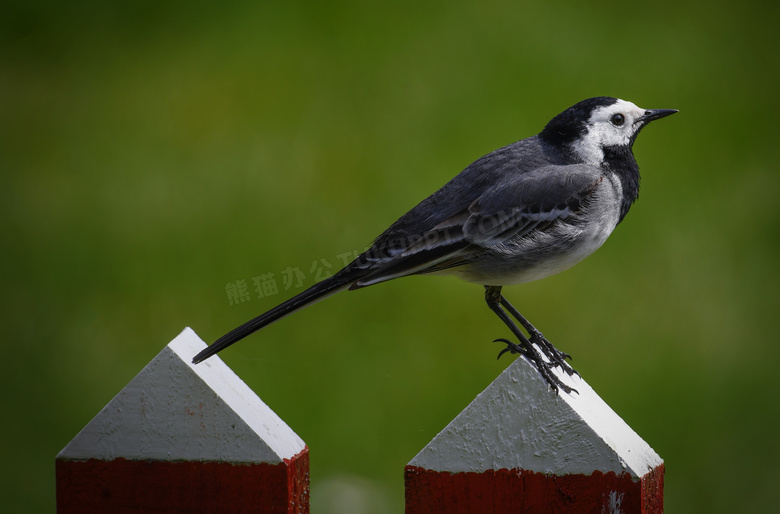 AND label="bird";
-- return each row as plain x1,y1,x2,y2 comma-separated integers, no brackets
193,96,677,393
